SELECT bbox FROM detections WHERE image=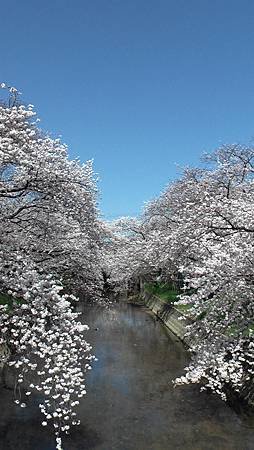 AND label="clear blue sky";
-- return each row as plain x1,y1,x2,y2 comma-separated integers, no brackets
1,1,254,218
